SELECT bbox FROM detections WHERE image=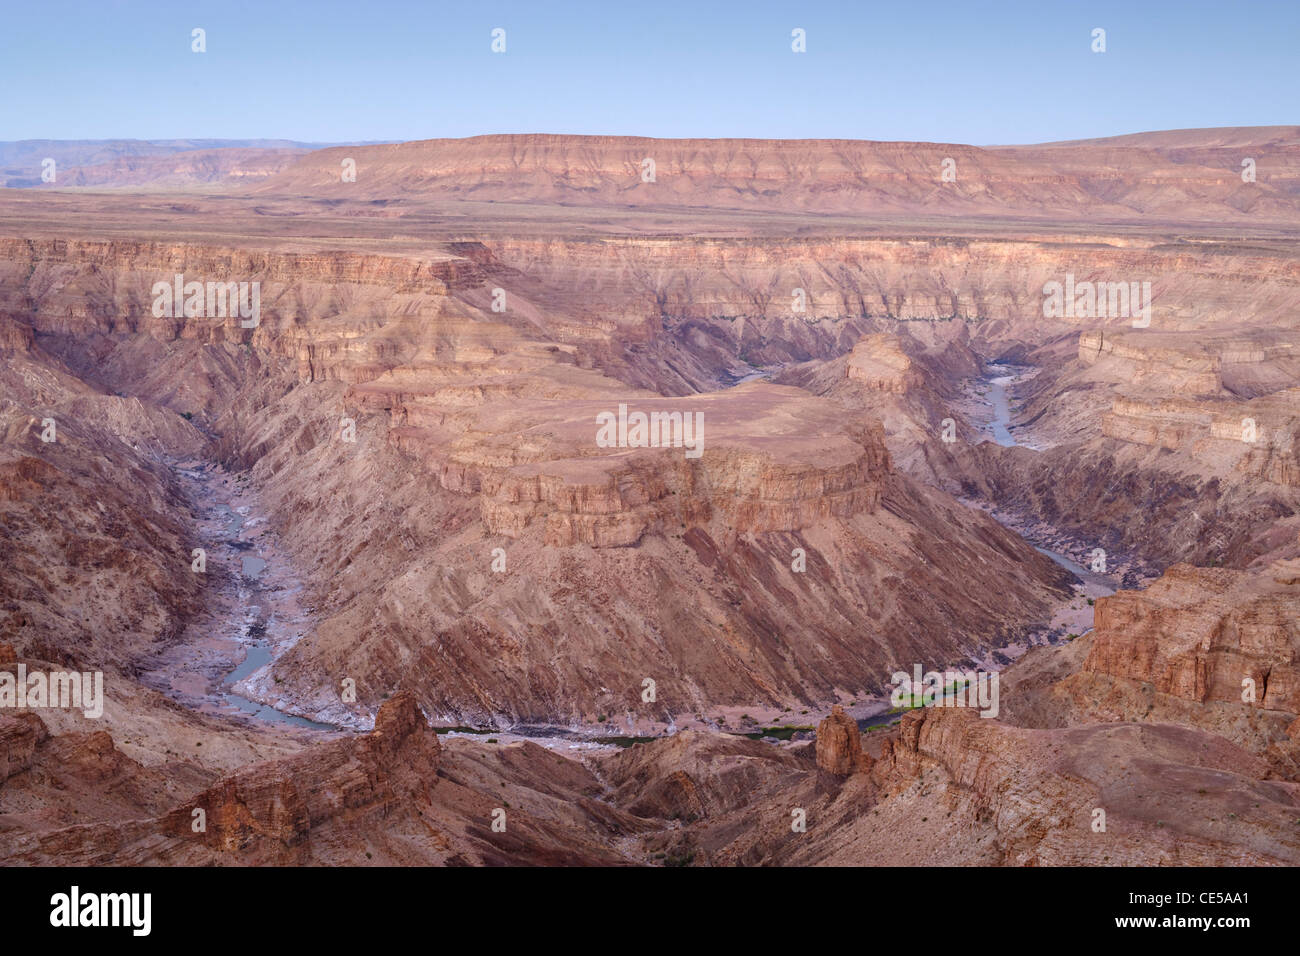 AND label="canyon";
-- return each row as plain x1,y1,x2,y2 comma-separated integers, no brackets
1,128,1298,866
